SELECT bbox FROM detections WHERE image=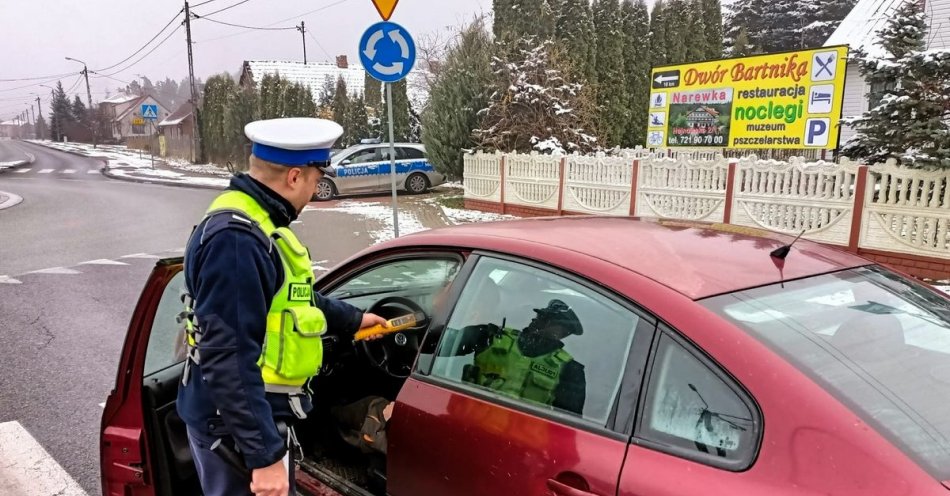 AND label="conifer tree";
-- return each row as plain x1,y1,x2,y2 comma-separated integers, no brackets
622,0,651,146
379,79,411,141
665,0,690,63
332,76,349,125
702,0,723,59
48,81,72,142
593,0,627,147
844,1,950,168
685,0,708,62
650,1,669,67
556,0,596,82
